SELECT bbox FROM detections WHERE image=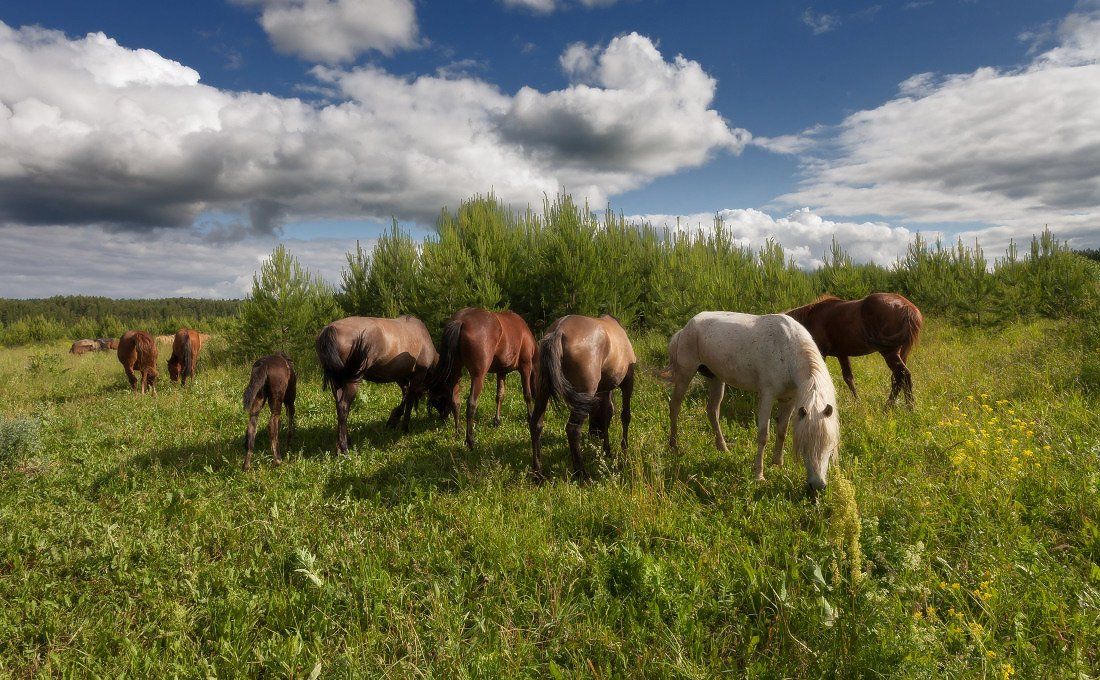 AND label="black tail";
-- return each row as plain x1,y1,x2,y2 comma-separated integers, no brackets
316,324,370,391
430,319,464,392
538,329,597,414
243,361,268,410
180,332,193,382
